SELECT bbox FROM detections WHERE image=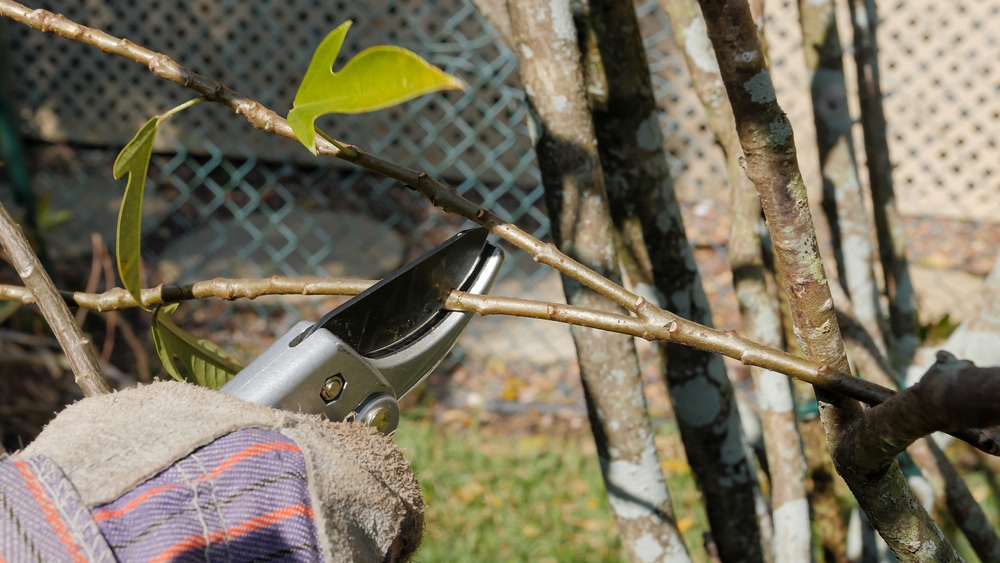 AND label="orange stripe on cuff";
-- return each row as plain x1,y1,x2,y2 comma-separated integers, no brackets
149,503,315,563
93,440,301,523
14,460,88,563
